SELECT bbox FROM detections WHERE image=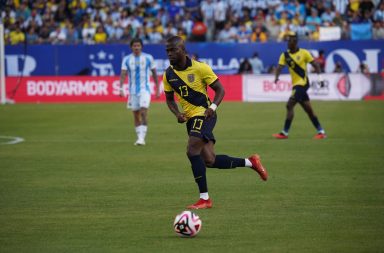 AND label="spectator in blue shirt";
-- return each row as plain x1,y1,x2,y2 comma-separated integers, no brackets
306,8,322,32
